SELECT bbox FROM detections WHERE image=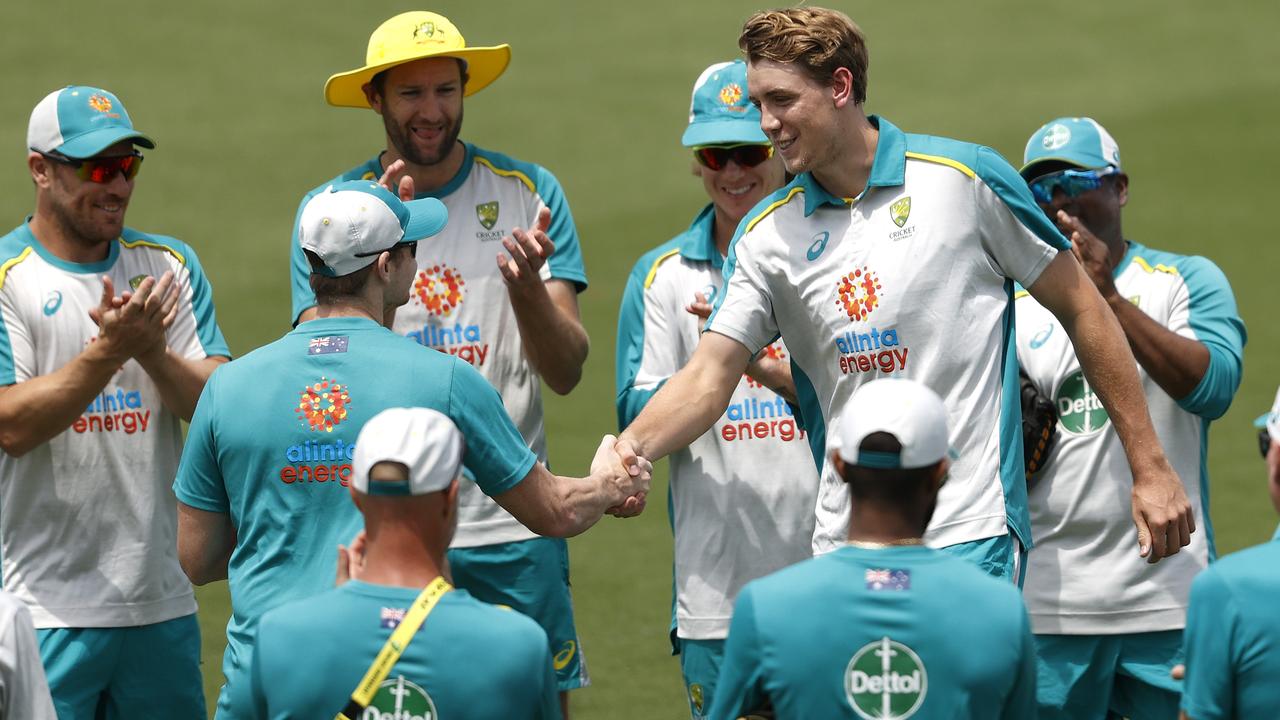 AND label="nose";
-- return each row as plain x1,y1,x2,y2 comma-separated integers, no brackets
758,106,781,134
